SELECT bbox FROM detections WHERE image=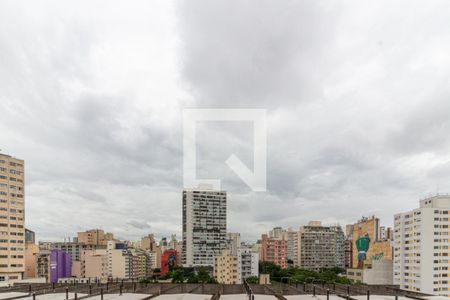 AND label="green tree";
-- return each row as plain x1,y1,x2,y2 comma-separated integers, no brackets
171,269,185,283
186,273,199,283
197,267,211,283
246,276,259,284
